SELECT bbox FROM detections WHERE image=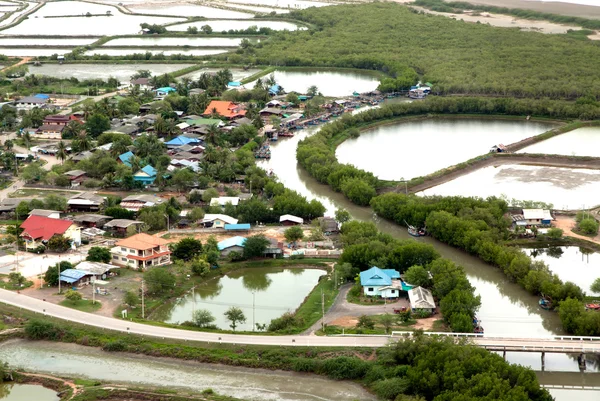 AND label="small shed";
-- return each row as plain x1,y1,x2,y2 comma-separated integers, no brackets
280,214,303,226
217,236,246,256
408,286,436,313
224,223,251,232
59,269,93,287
